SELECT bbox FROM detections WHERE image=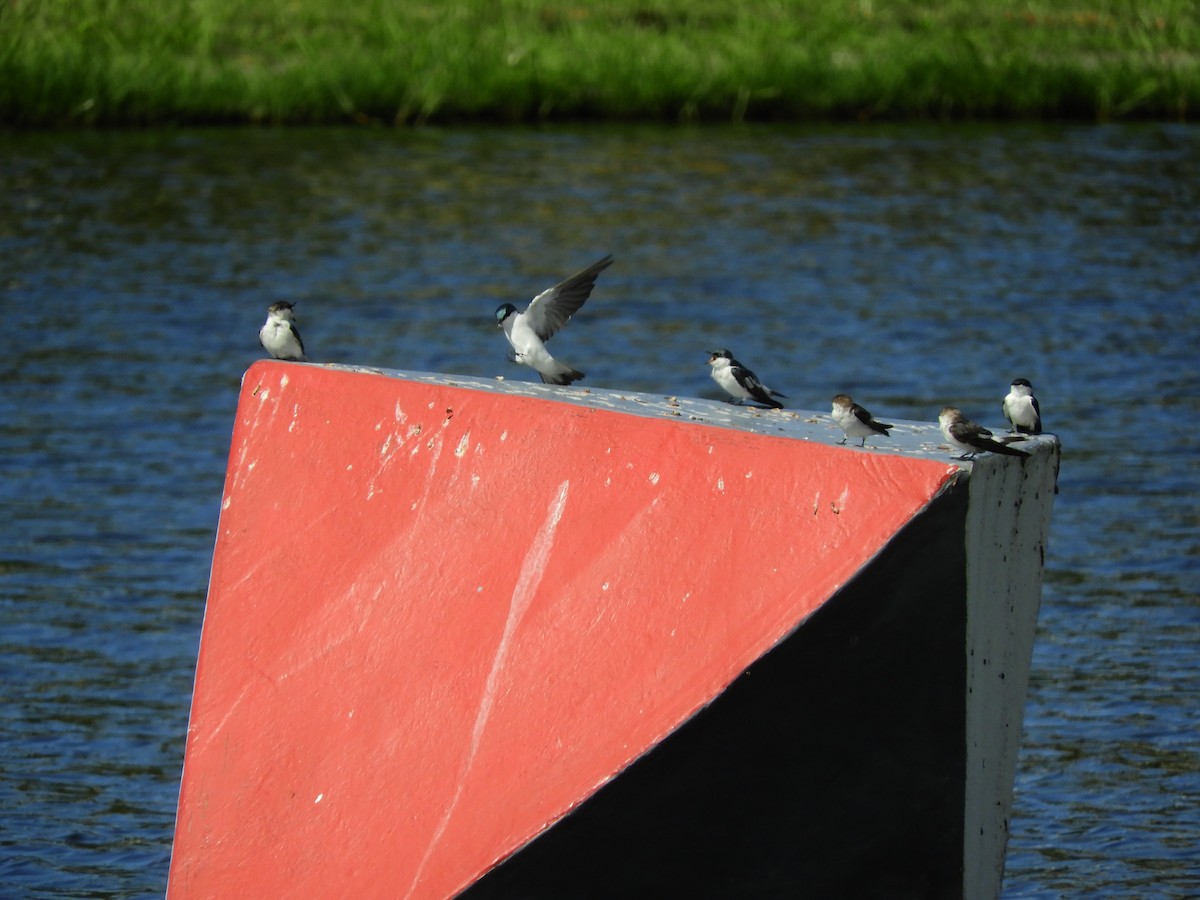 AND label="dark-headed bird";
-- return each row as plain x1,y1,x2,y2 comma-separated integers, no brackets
707,349,785,409
1003,377,1042,434
259,301,307,361
494,255,613,385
